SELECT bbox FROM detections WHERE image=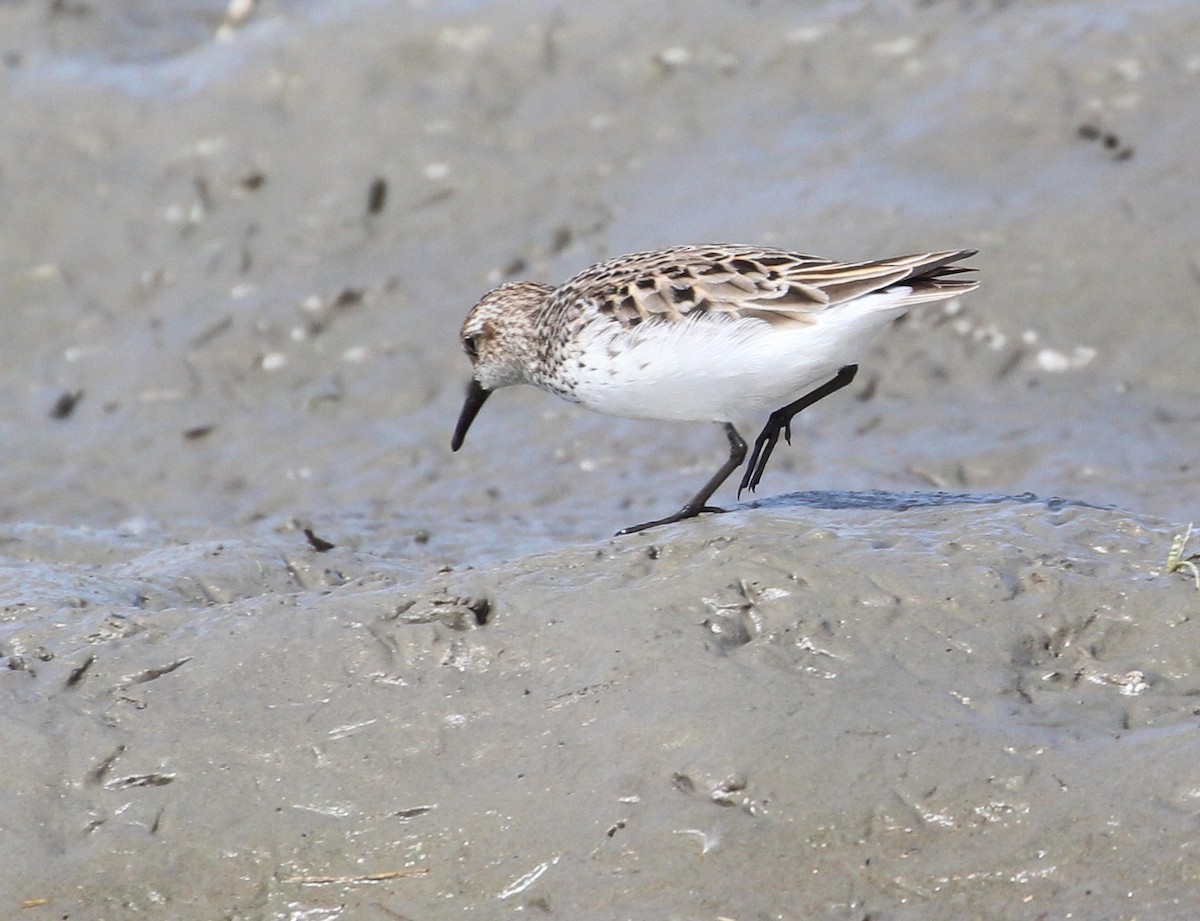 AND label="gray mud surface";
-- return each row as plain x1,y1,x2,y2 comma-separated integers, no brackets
3,1,1200,918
